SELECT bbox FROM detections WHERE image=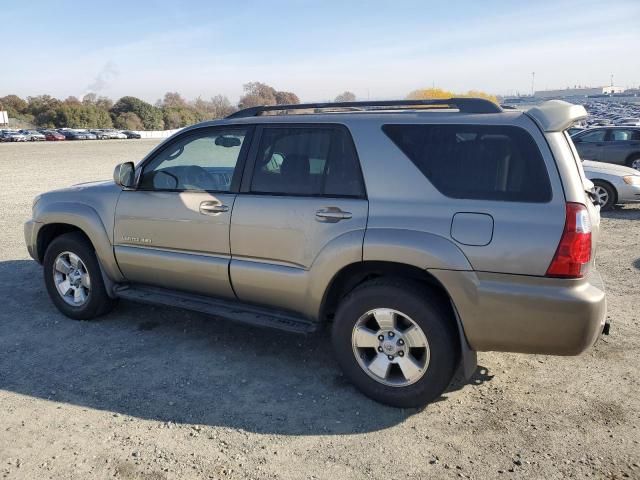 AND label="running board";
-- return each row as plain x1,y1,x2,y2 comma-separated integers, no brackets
113,285,317,334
